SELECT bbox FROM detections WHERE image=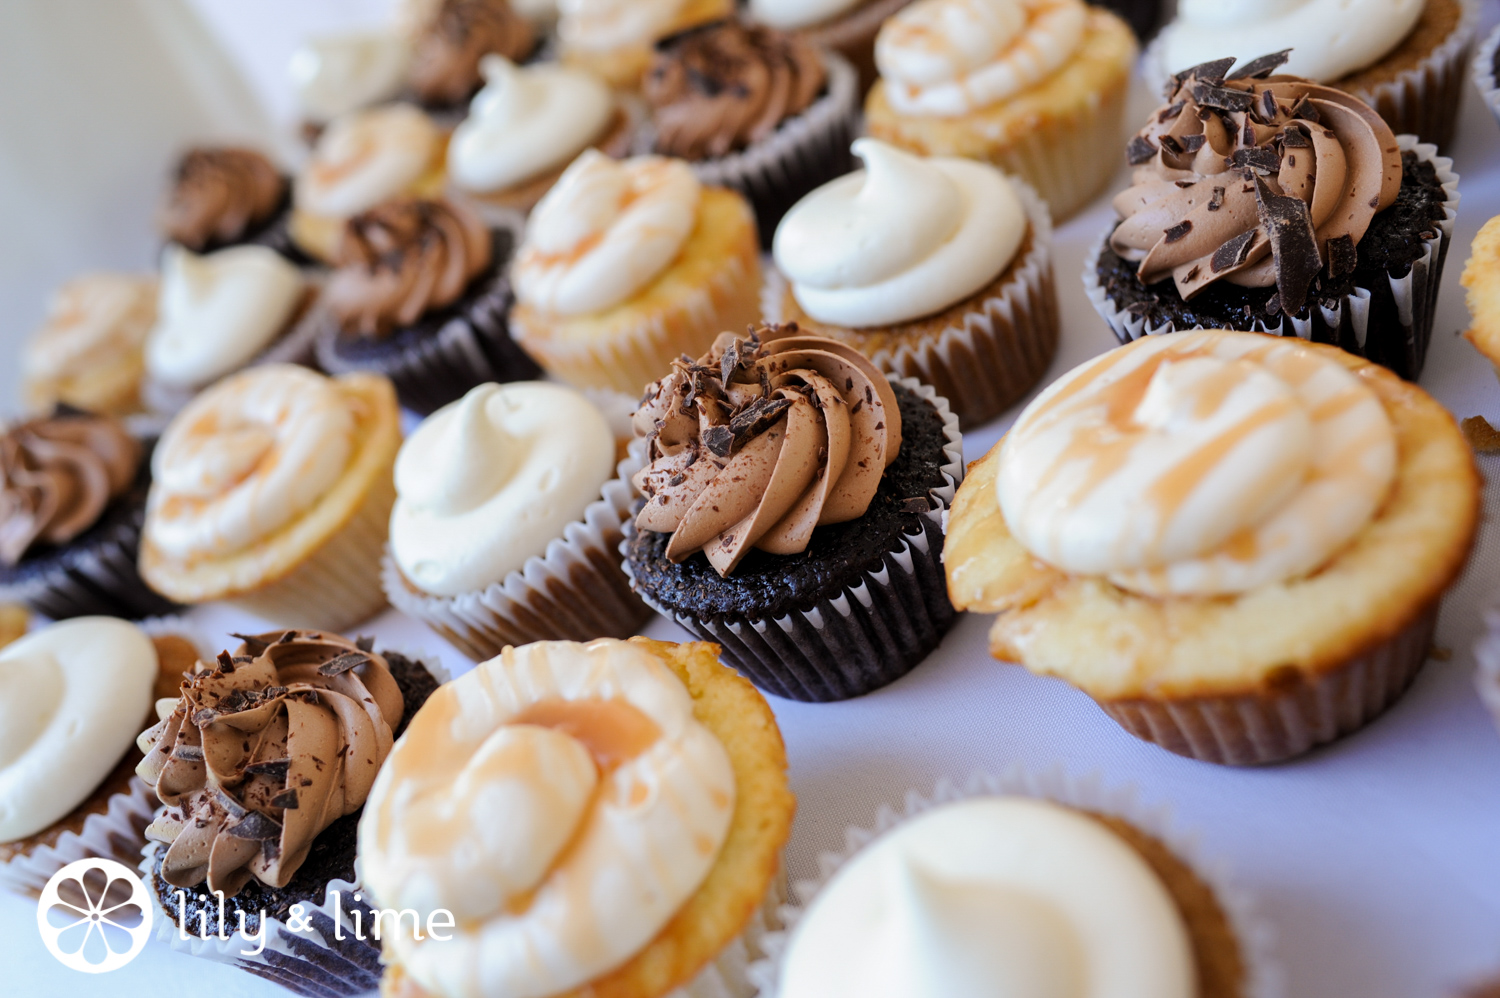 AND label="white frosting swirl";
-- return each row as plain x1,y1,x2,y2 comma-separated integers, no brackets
775,139,1025,328
558,0,688,53
391,382,616,597
145,364,357,561
24,273,156,383
449,56,615,195
779,797,1194,998
294,103,440,218
360,638,735,998
998,330,1398,597
875,0,1087,117
750,0,863,30
288,31,412,123
145,245,304,390
1161,0,1424,83
513,151,702,316
0,618,157,843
